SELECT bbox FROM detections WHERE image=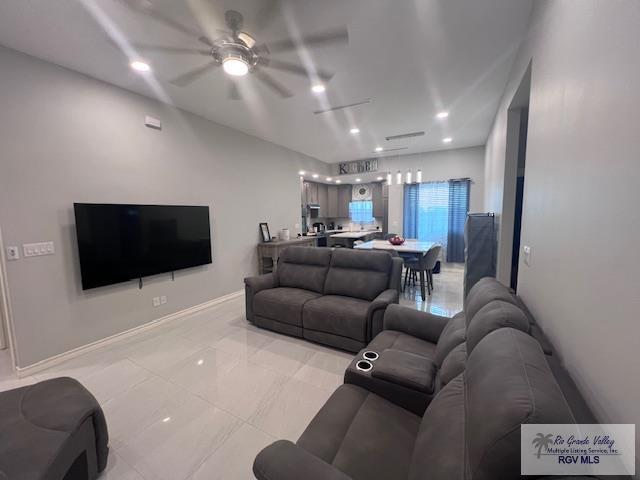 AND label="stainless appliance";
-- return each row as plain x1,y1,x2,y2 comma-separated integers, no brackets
313,222,326,232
